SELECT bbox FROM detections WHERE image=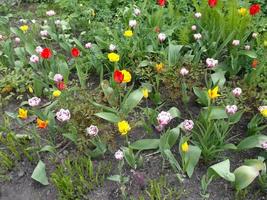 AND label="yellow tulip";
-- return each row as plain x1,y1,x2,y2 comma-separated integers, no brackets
155,63,164,73
142,88,149,98
118,120,131,135
208,86,220,99
20,25,29,33
108,53,120,62
121,70,131,83
181,141,189,152
18,108,28,119
259,106,267,118
28,86,33,93
238,8,248,16
53,90,61,97
124,30,133,37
